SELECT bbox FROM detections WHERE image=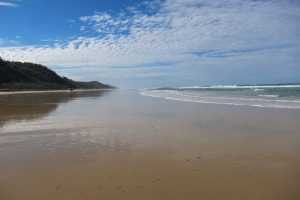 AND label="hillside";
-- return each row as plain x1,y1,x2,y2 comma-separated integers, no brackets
0,58,114,91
